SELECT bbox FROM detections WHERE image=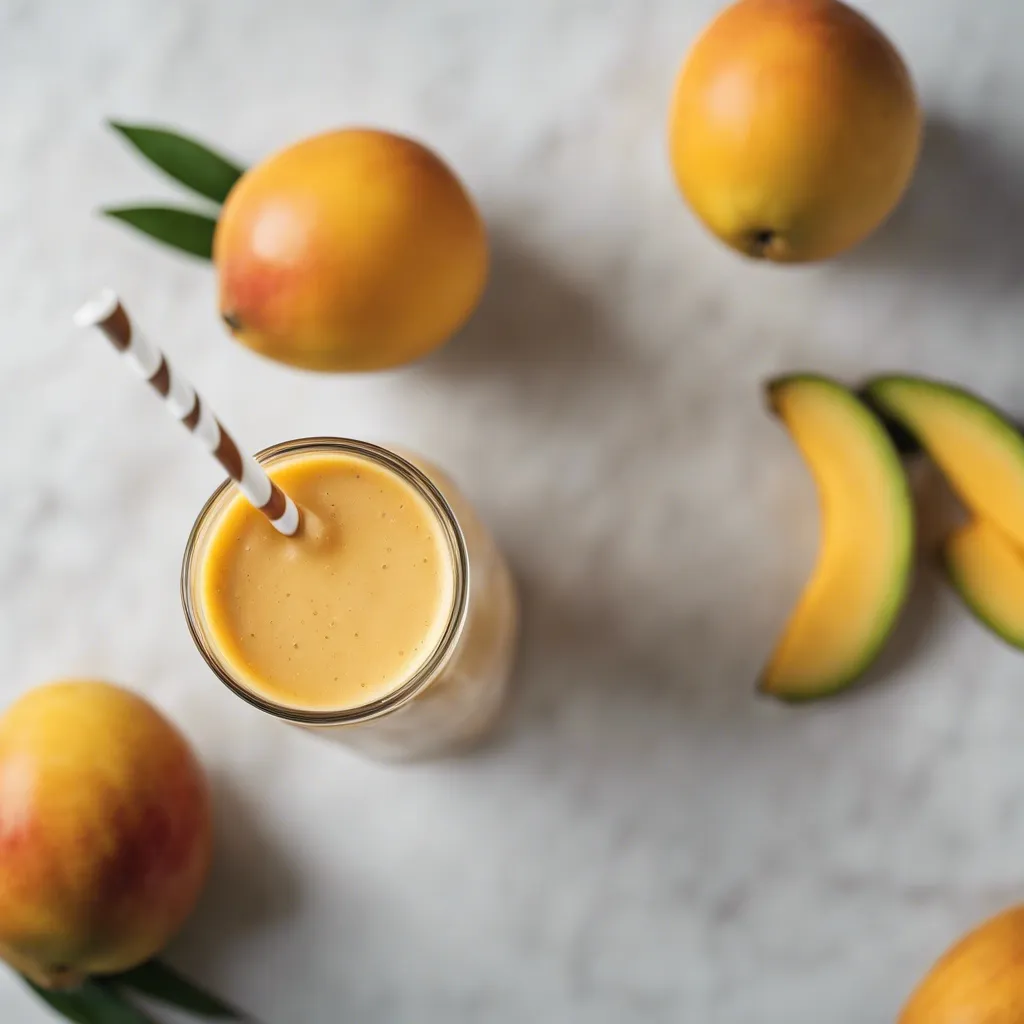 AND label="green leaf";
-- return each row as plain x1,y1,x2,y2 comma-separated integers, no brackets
102,205,217,260
113,959,244,1019
23,978,156,1024
23,981,94,1024
109,122,244,204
